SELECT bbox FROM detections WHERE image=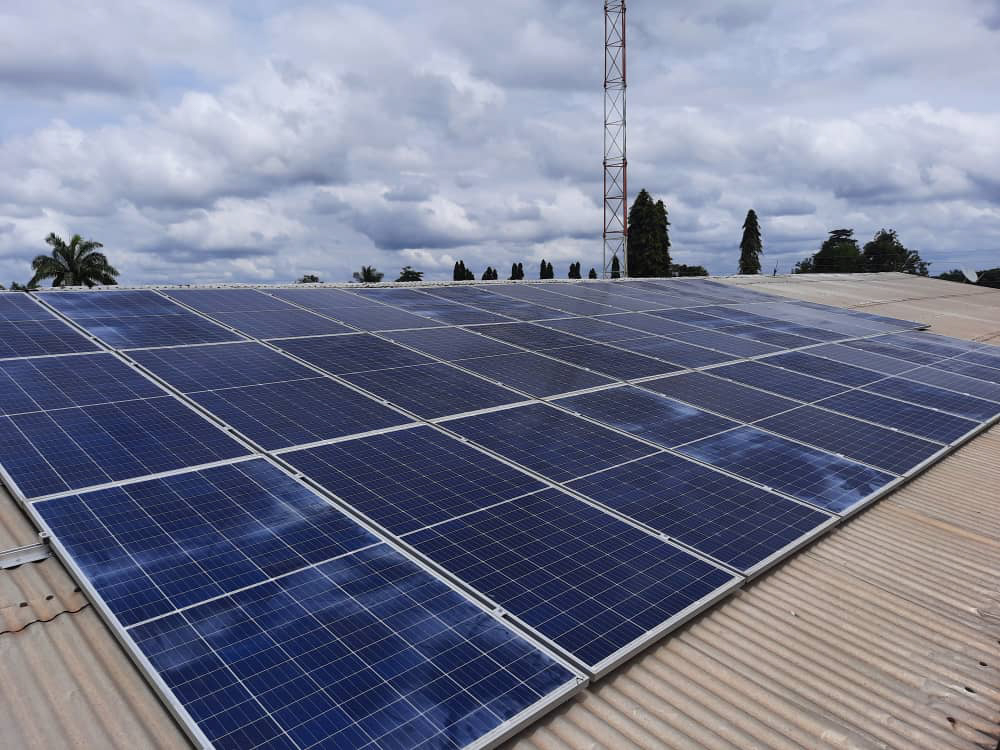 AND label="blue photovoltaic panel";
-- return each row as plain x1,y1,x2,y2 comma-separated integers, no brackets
668,329,780,358
710,360,848,402
762,351,884,387
0,396,249,498
131,545,577,750
404,488,737,671
958,349,1000,370
0,293,52,321
130,342,316,393
678,426,895,514
293,303,441,331
551,286,656,312
841,338,943,365
467,322,589,351
341,363,525,418
456,352,614,397
0,319,99,359
555,386,737,448
165,288,297,312
384,327,521,361
422,286,573,321
269,287,375,312
803,343,917,375
863,377,1000,421
931,358,1000,385
817,390,978,444
567,452,832,572
713,324,818,349
768,323,845,343
642,372,799,422
645,308,733,328
0,353,164,415
443,403,658,482
39,290,185,318
539,316,651,343
615,336,733,368
899,366,1000,404
34,460,380,625
545,342,681,380
877,332,977,358
595,313,702,337
191,378,413,450
209,309,354,338
755,406,941,475
350,290,509,325
283,425,545,535
490,285,617,315
274,333,434,374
